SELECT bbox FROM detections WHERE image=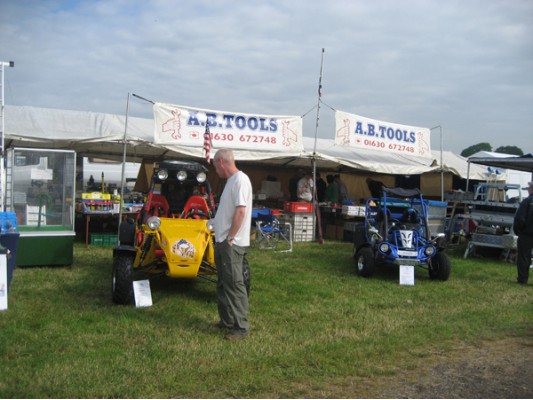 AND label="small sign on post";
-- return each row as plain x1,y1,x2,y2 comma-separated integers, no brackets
399,265,415,286
0,254,8,310
133,279,153,307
